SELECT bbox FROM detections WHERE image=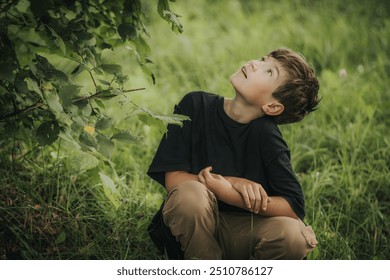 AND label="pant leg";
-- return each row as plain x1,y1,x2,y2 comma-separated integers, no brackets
162,180,222,259
218,212,318,260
